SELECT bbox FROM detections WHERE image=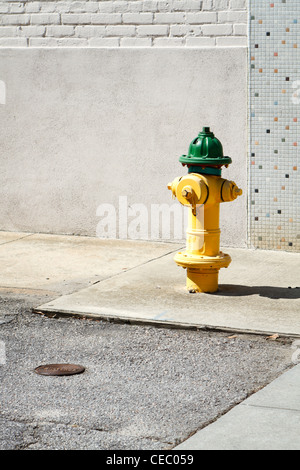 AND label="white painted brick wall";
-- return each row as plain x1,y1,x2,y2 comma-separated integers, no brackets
0,0,248,47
